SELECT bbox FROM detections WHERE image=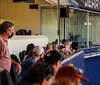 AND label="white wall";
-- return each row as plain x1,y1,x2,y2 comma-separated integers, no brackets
8,35,49,57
